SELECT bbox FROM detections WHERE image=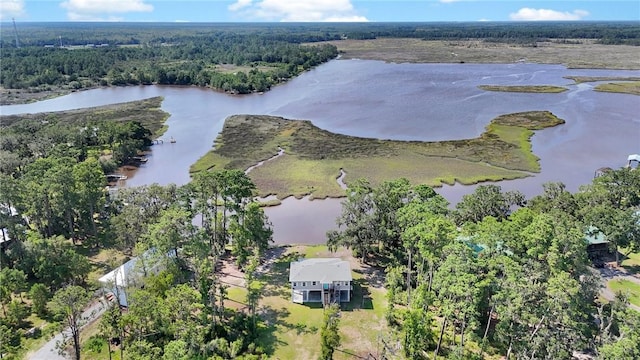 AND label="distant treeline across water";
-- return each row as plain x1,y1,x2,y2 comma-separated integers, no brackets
1,22,638,95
